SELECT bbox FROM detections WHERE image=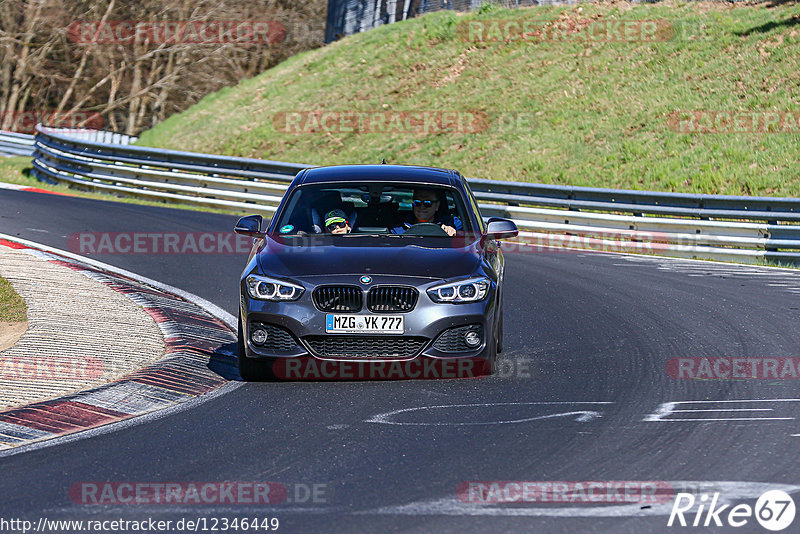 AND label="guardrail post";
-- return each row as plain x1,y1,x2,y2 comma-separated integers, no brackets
765,219,780,252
